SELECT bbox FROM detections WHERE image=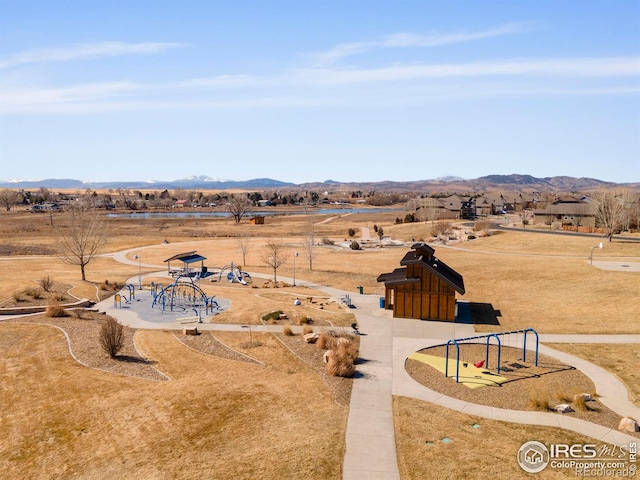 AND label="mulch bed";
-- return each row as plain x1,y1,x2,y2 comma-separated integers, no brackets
406,343,639,436
3,312,168,382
